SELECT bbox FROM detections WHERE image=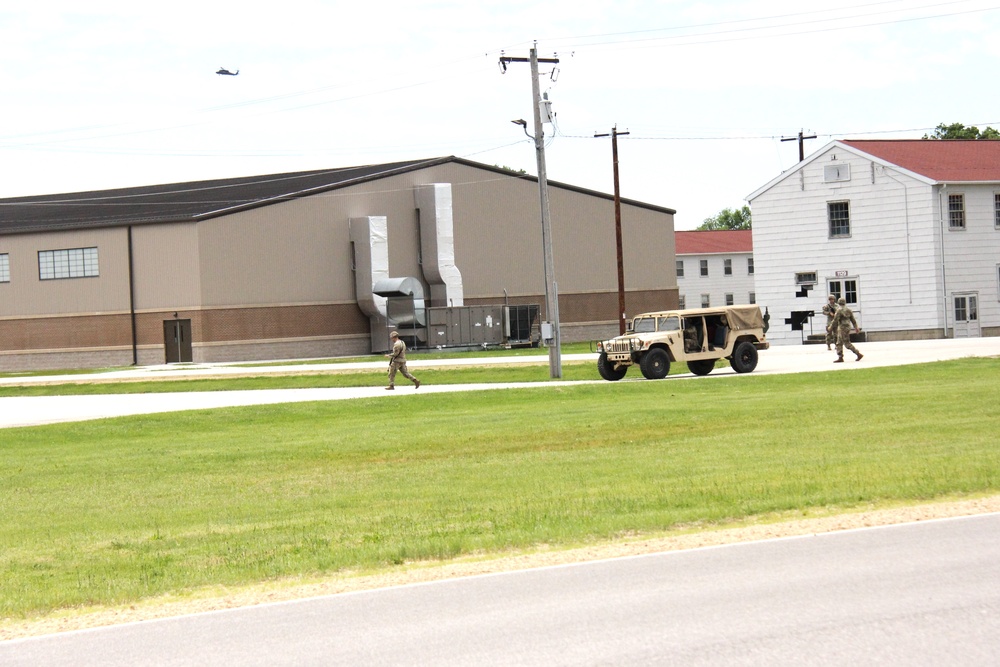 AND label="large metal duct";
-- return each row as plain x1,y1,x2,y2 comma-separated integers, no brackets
415,183,464,307
350,216,390,349
373,276,426,328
